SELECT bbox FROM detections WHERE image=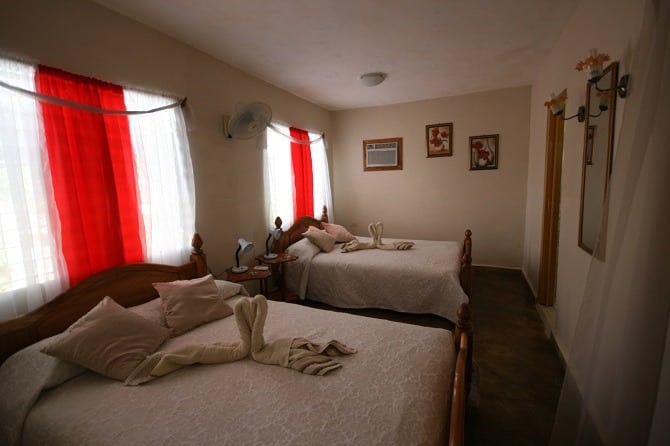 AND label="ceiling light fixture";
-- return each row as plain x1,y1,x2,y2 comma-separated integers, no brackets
360,72,386,87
